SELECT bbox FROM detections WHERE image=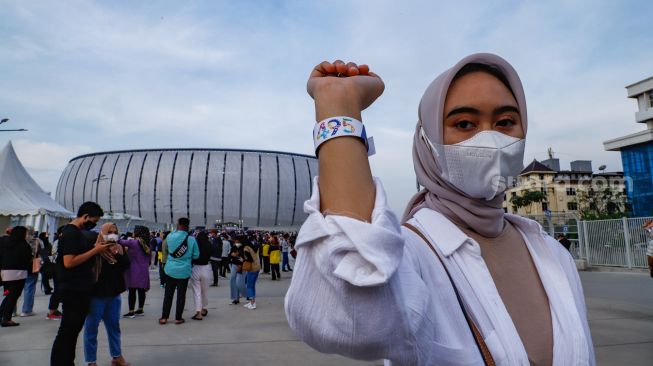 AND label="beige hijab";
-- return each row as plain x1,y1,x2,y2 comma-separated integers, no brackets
402,53,528,238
